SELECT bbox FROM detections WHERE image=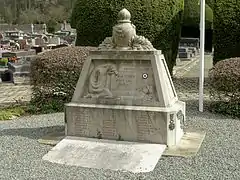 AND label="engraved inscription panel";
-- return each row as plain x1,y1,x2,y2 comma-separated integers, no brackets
84,60,157,102
71,108,91,136
112,60,155,99
67,107,167,144
102,109,117,139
